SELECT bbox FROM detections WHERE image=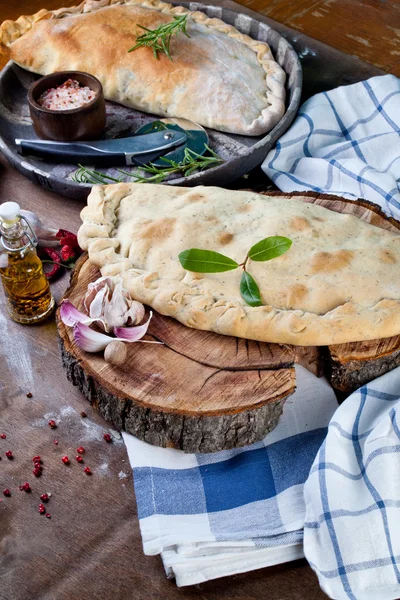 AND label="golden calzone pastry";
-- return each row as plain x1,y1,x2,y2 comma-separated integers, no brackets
78,184,400,346
0,0,286,135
